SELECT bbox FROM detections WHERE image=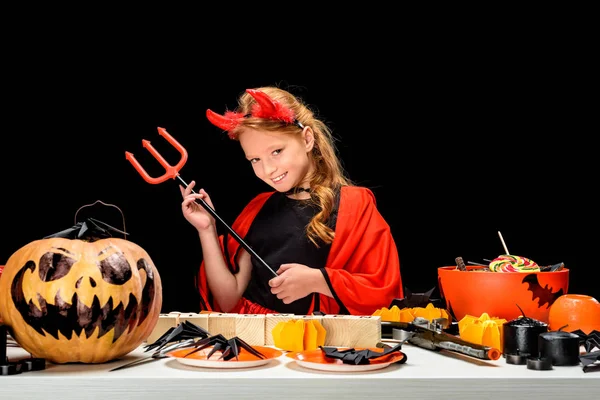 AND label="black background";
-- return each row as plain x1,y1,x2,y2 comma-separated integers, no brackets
1,40,597,313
